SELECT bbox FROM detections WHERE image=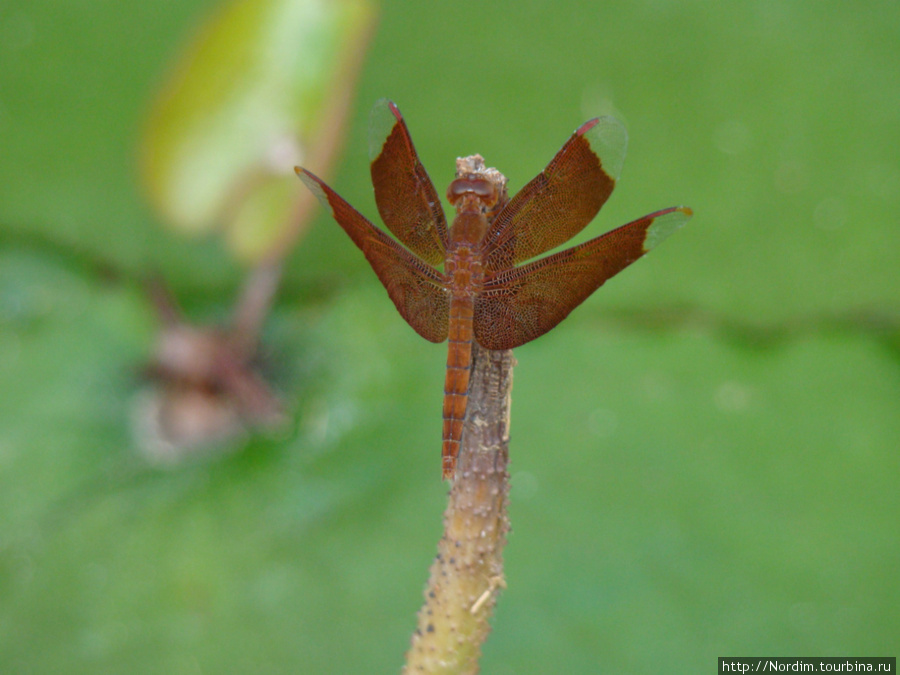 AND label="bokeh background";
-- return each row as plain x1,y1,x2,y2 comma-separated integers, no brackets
2,0,898,672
